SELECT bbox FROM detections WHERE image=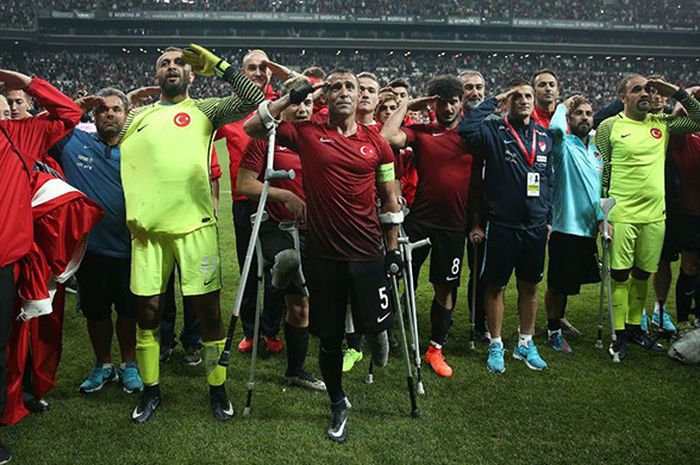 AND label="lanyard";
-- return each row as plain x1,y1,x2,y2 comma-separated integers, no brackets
504,116,536,167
